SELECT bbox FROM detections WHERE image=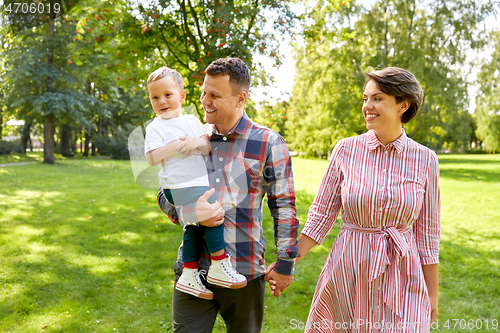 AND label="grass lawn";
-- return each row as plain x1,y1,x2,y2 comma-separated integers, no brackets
0,151,90,165
0,152,45,164
0,154,499,332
